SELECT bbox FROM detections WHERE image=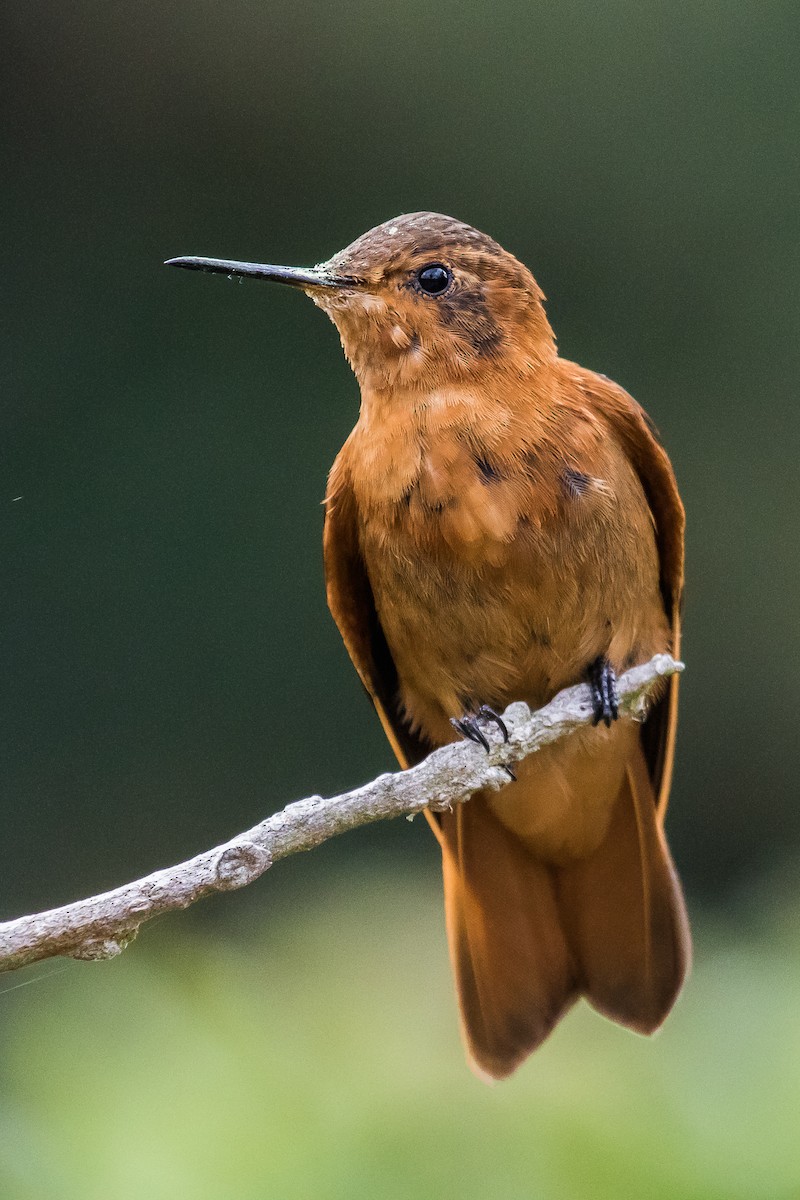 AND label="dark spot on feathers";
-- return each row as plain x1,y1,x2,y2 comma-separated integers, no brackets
399,481,417,508
440,288,484,316
475,456,502,482
423,496,456,515
523,451,540,479
623,646,642,669
468,323,503,356
437,286,503,356
530,629,552,648
562,468,591,498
